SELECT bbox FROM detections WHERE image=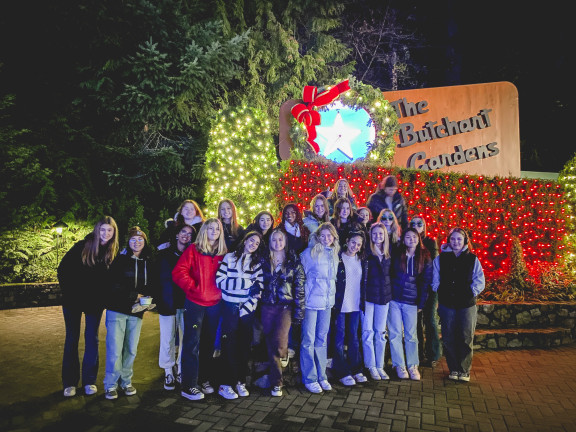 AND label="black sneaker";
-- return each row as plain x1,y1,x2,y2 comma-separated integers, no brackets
181,386,205,401
164,374,176,390
105,388,118,400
